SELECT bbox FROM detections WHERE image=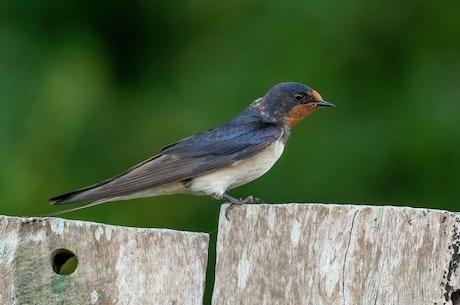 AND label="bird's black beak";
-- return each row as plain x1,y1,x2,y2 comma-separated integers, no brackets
314,100,335,107
307,90,335,108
